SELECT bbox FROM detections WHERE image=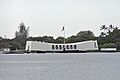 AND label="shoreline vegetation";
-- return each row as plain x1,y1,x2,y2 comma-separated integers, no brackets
0,22,120,52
